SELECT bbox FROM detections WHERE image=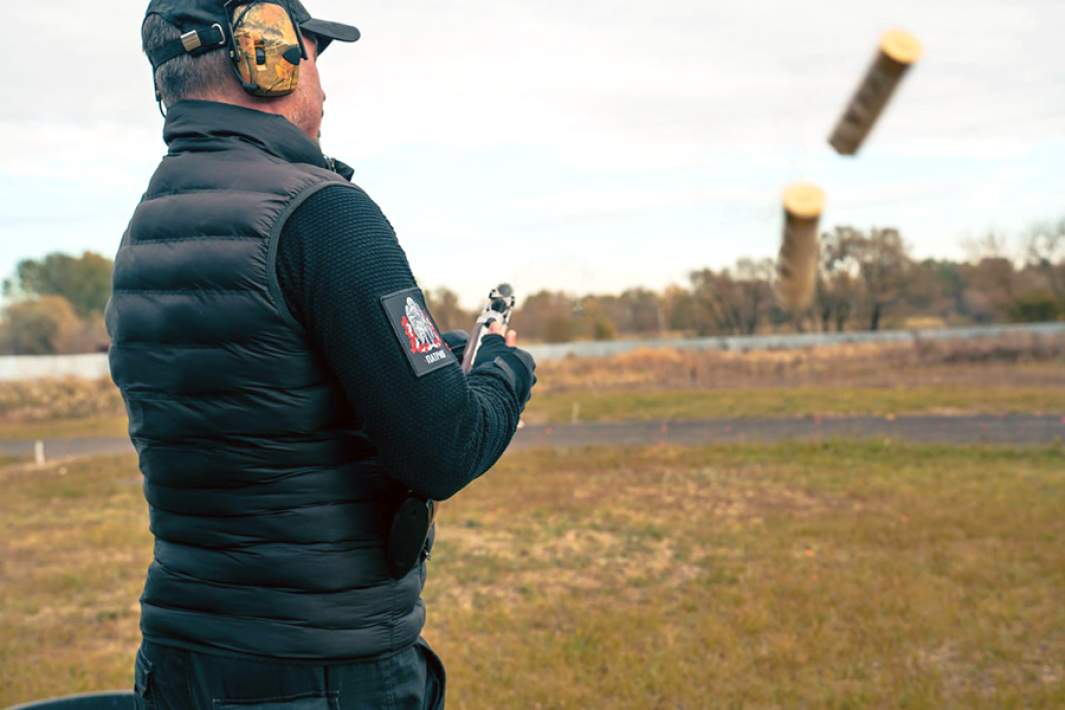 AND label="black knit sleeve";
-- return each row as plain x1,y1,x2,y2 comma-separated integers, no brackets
275,184,534,500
